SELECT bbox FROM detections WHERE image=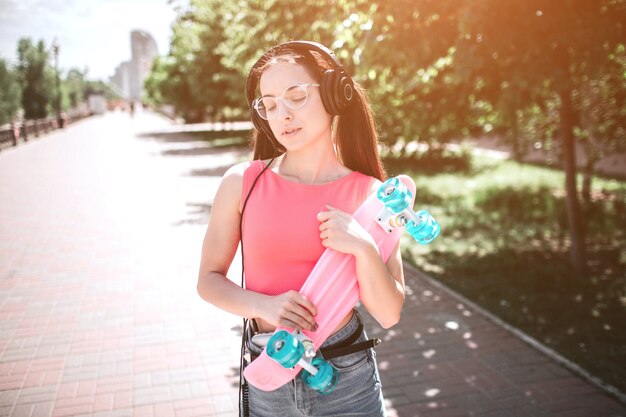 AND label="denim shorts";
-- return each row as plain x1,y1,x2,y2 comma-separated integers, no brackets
245,311,387,417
